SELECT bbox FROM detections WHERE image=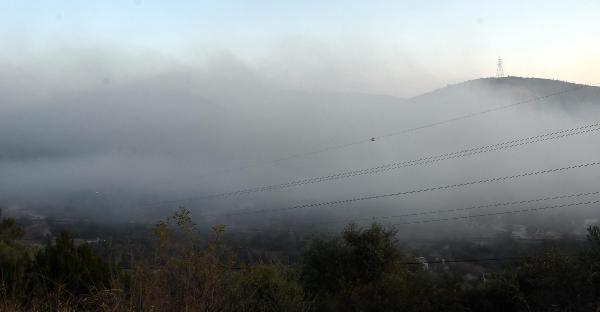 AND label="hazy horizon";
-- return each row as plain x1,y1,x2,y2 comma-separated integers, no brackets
1,2,600,230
